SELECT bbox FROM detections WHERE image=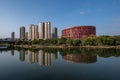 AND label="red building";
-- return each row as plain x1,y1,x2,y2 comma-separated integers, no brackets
62,26,96,39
